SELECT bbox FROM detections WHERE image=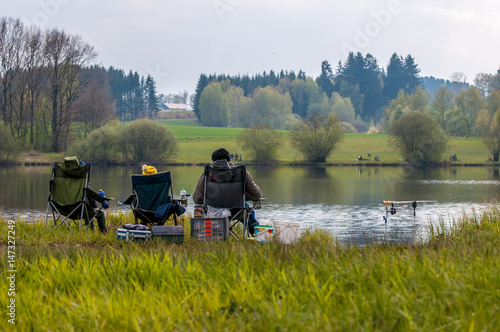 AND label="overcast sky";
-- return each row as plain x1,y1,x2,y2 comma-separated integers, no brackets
3,0,500,94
